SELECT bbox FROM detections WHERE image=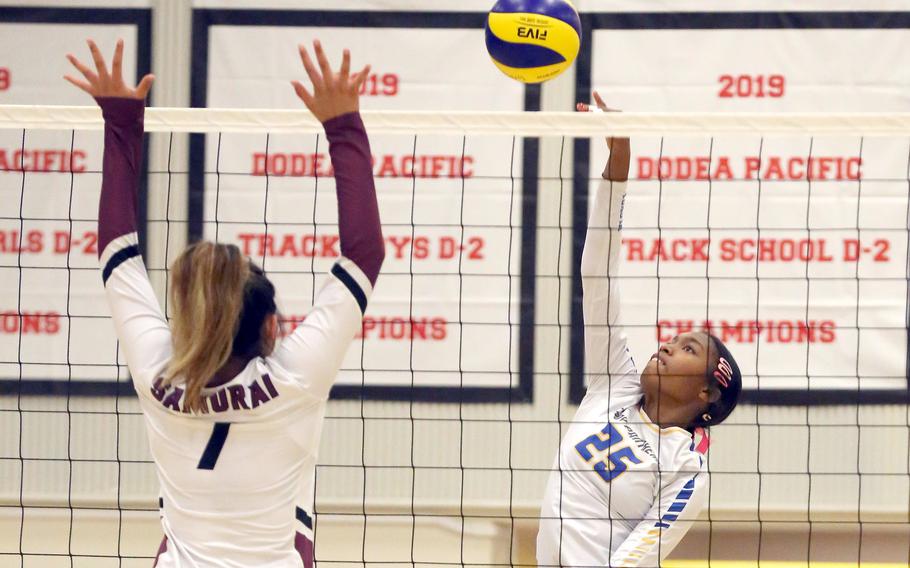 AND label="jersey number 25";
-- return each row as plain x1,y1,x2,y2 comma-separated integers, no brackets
574,423,642,482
